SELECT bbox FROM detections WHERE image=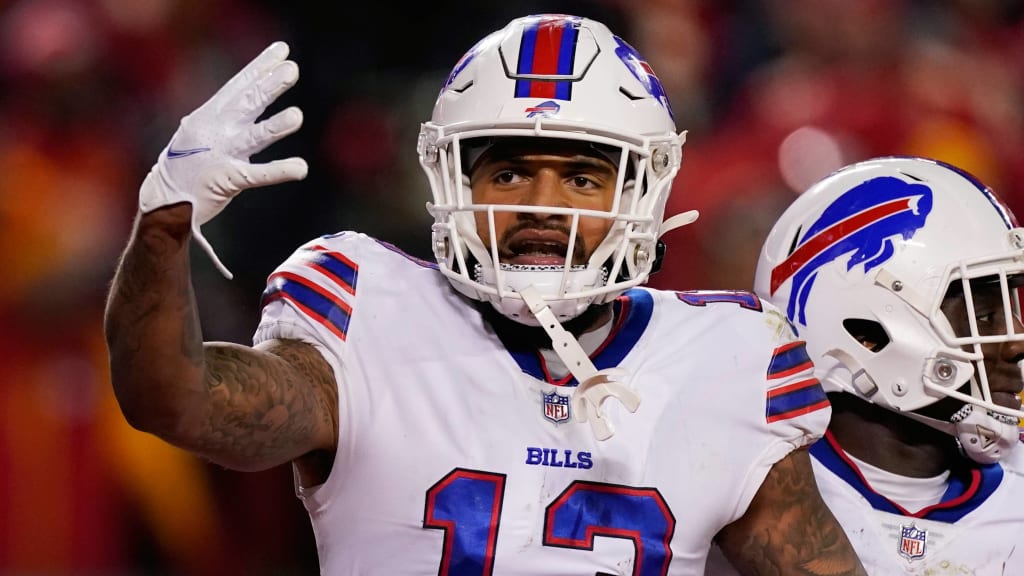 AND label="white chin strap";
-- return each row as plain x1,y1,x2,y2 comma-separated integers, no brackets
518,285,640,441
904,405,1020,465
826,348,1019,464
